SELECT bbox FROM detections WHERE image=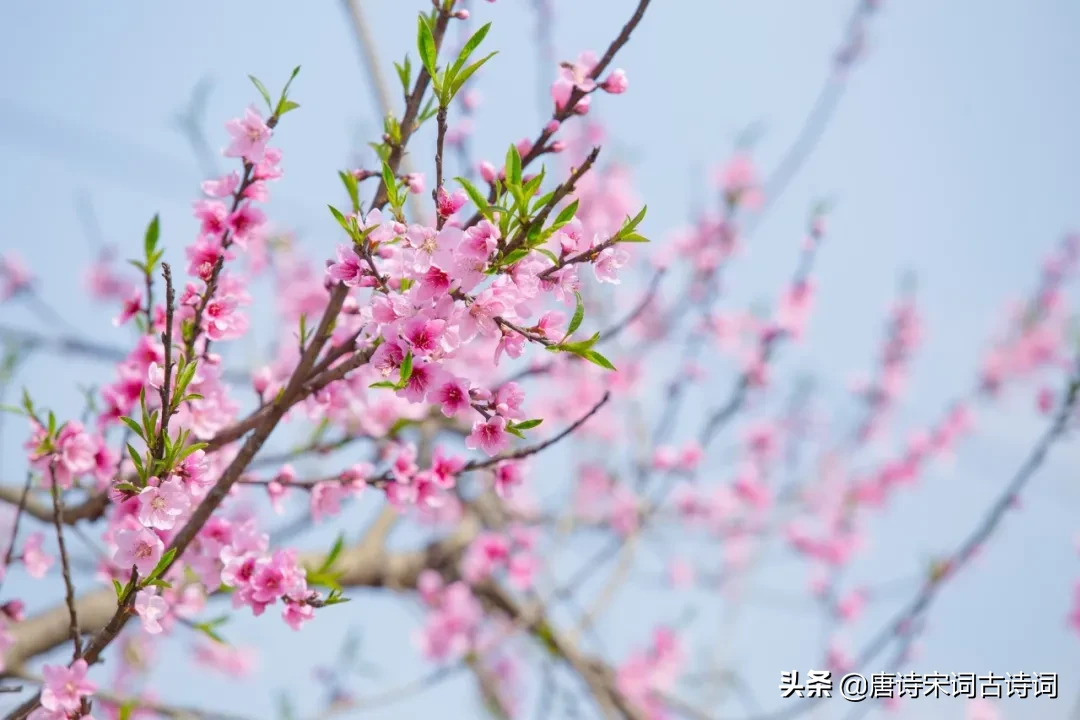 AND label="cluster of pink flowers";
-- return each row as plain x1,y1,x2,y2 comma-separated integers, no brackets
415,570,483,662
25,420,115,491
850,286,922,442
460,526,538,590
615,627,684,720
